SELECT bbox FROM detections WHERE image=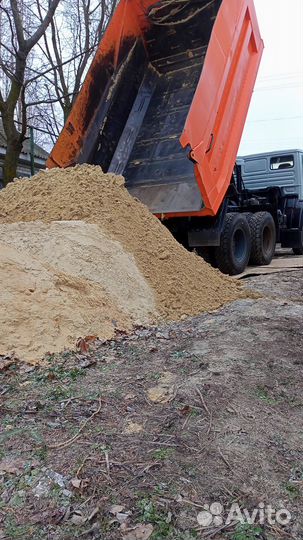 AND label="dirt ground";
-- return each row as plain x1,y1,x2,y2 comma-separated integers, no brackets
0,270,302,540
